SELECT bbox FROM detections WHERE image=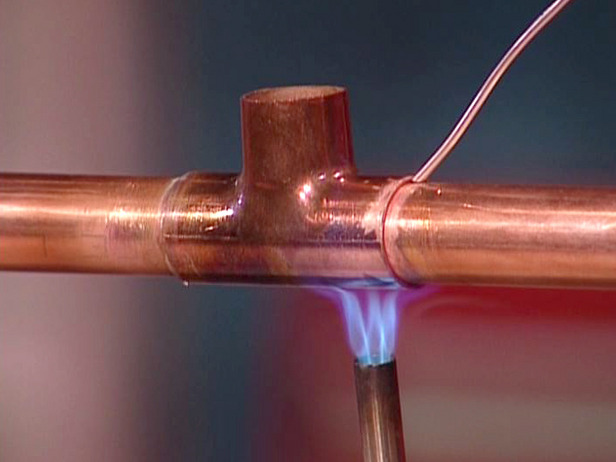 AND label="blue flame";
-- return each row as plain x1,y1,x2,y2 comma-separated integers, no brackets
319,287,432,366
